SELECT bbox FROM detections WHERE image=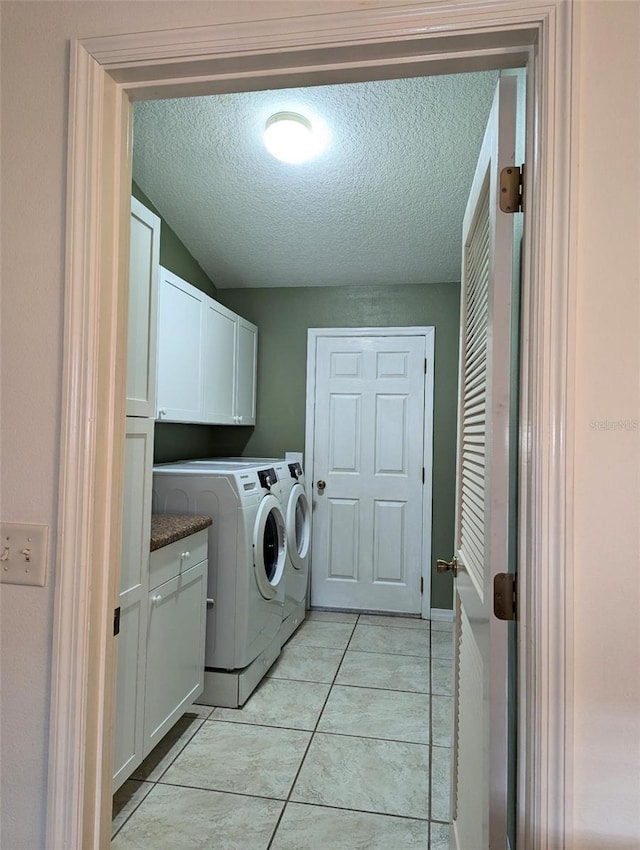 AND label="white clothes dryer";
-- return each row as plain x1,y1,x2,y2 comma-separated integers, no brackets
152,460,286,706
189,457,290,516
281,460,311,642
200,457,311,643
